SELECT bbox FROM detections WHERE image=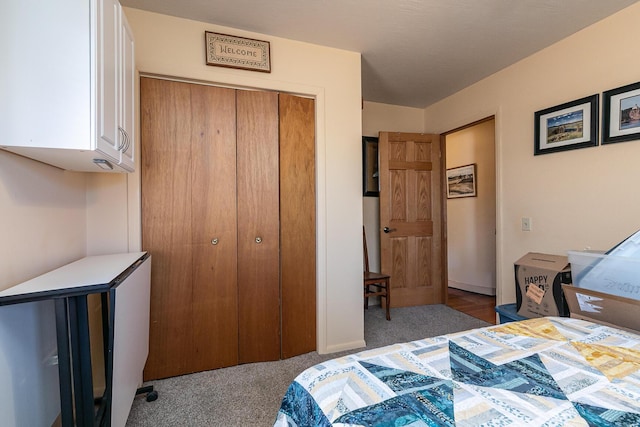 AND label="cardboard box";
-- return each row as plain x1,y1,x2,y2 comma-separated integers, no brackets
568,250,640,301
563,249,640,333
514,252,571,318
562,284,640,333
